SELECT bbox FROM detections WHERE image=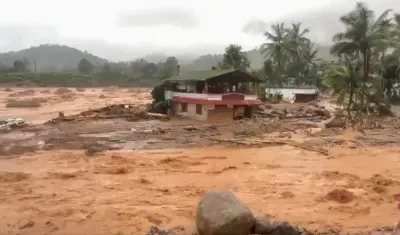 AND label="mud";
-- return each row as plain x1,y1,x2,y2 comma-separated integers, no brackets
1,87,400,235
